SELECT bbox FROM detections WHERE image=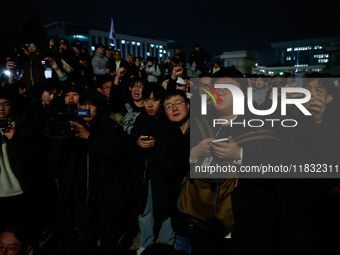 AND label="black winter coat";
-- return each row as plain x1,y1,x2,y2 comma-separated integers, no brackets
128,111,169,220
